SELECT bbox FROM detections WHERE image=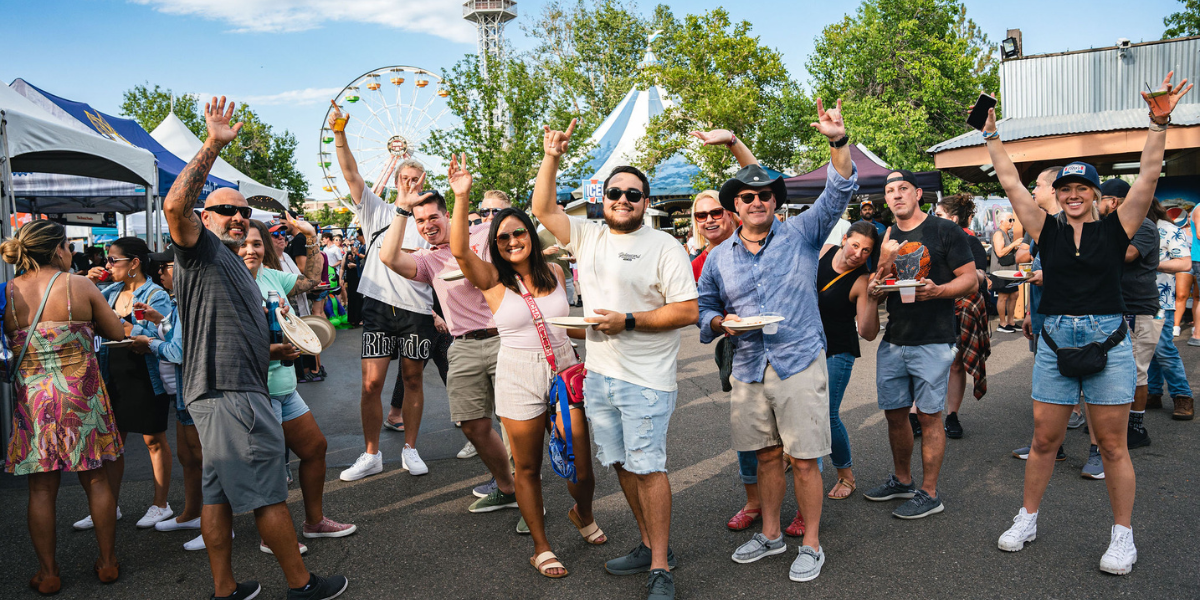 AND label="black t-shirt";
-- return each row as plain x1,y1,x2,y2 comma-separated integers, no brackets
882,216,974,346
817,248,867,358
71,252,90,273
966,233,988,271
286,232,307,260
1037,212,1131,317
1120,218,1160,316
173,227,270,404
